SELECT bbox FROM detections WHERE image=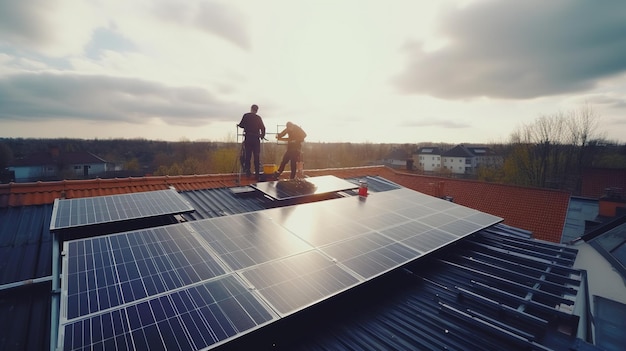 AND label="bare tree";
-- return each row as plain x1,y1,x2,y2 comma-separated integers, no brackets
506,106,604,192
